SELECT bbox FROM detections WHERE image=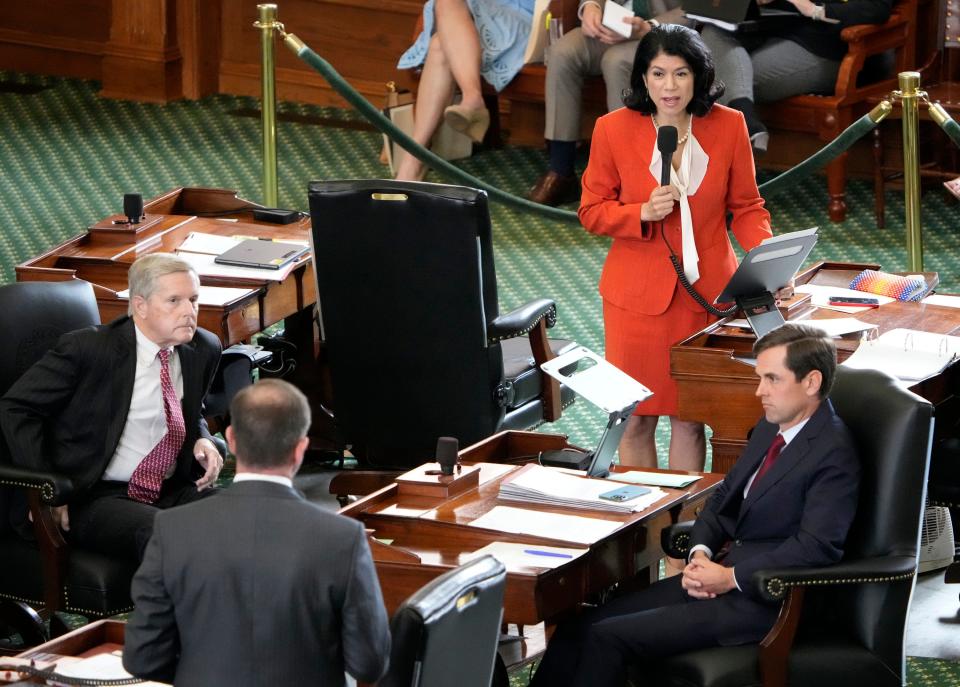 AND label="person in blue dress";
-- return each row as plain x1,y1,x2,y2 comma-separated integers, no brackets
394,0,534,180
